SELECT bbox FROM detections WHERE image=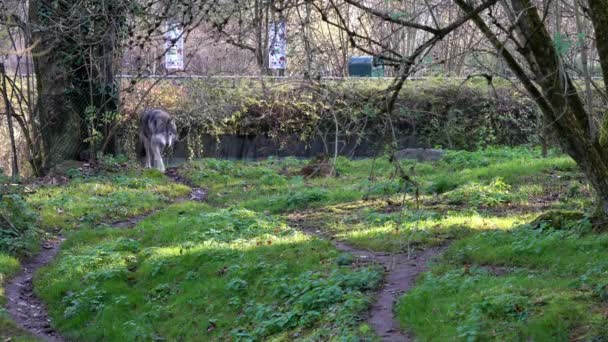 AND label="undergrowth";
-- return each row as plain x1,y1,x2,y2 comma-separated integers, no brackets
397,224,608,341
10,146,602,341
36,202,382,341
